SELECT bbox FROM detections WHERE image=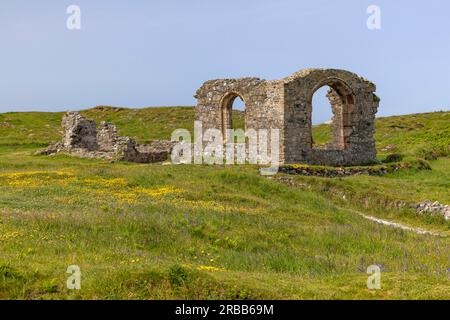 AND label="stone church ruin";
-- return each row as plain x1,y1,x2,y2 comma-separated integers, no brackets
195,68,379,166
39,68,379,167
